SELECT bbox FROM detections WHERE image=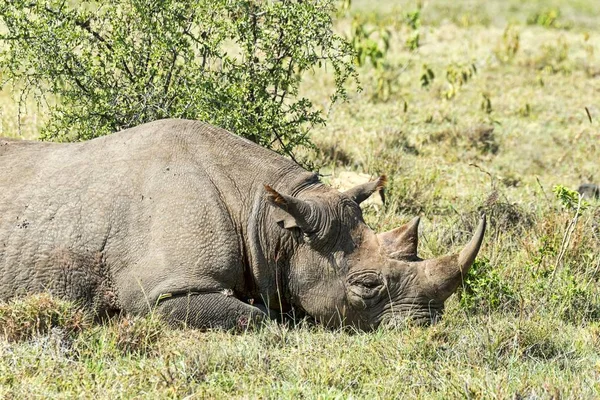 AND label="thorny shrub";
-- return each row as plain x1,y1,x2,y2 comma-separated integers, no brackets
0,0,356,165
